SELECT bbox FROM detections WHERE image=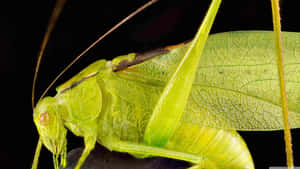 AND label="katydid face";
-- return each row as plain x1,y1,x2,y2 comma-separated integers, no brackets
33,97,67,155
